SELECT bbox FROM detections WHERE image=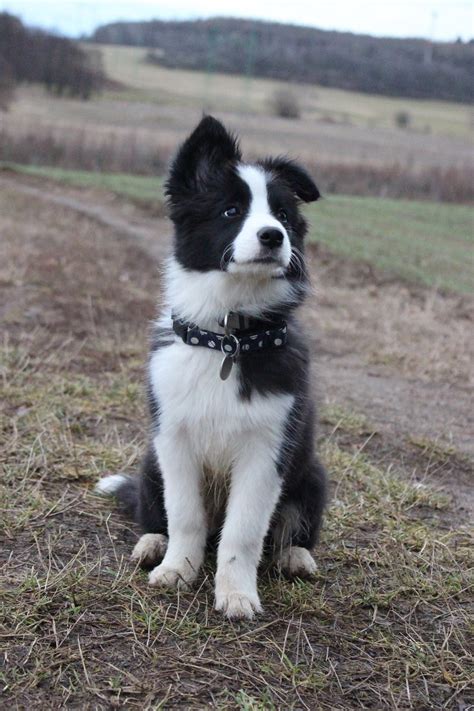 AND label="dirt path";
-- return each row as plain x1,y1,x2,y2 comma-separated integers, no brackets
0,174,171,251
3,173,473,509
